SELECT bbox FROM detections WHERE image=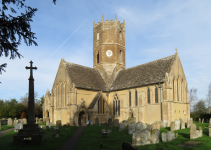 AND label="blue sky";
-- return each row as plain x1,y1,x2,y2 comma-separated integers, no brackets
1,0,211,107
